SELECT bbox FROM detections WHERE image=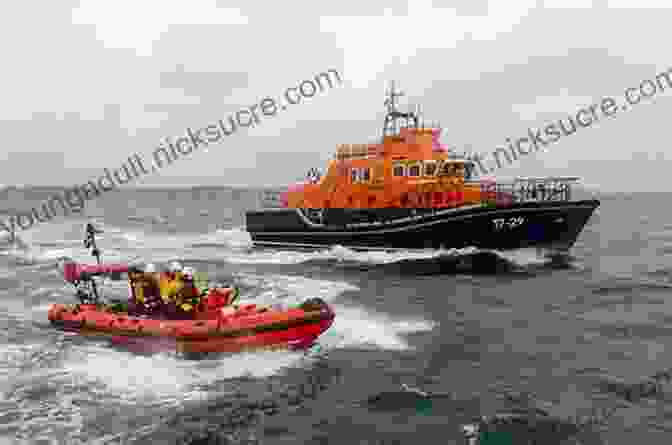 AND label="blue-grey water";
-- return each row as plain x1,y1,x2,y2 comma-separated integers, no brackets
0,187,670,444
